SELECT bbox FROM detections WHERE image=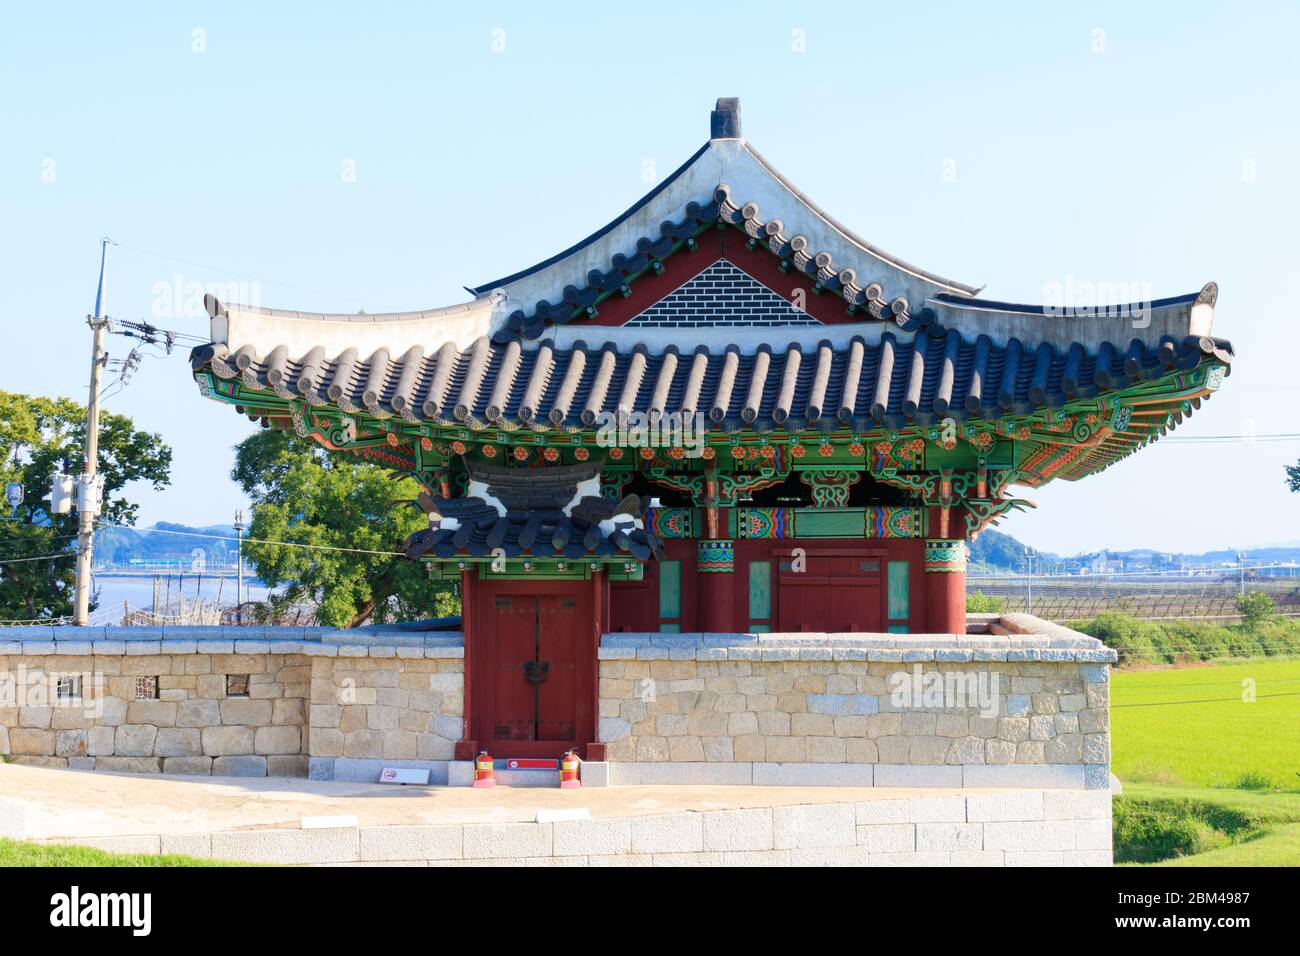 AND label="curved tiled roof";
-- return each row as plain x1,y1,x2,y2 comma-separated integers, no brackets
405,495,662,563
490,182,961,343
191,325,1232,434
